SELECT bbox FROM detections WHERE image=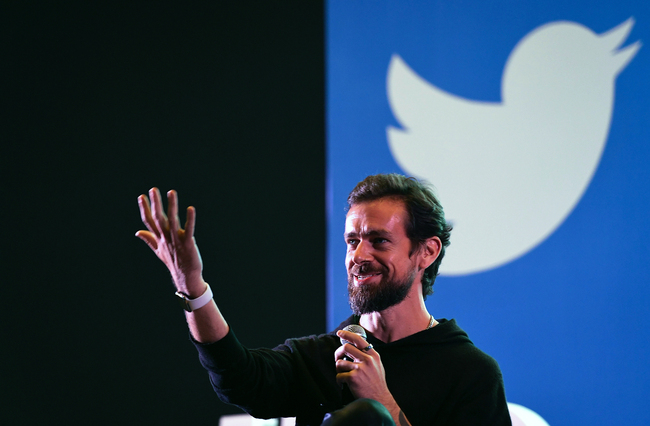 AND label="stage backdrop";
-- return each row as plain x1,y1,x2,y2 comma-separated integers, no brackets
326,1,649,425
